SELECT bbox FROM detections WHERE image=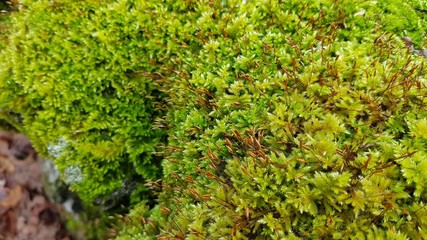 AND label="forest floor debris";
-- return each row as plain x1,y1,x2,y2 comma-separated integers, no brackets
0,131,73,240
